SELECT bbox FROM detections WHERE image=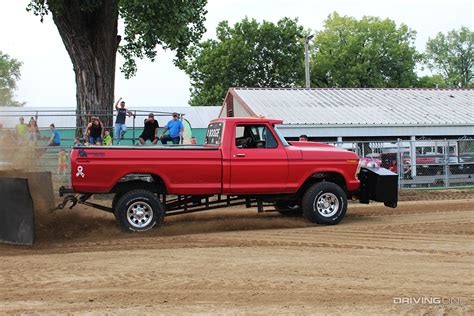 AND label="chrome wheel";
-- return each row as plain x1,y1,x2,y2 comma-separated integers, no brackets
314,193,339,217
127,201,154,228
